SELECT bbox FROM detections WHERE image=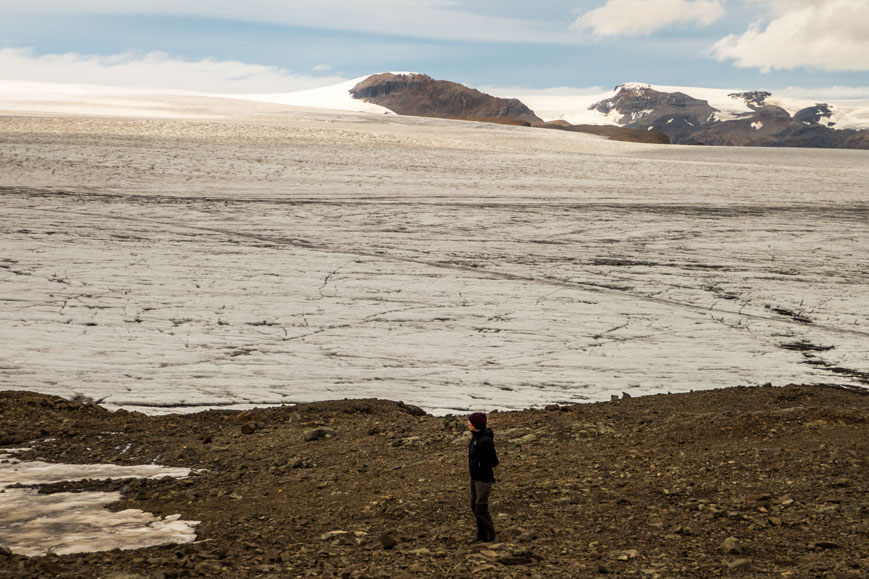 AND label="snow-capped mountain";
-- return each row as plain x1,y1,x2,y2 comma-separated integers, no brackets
578,83,869,148
507,82,869,149
340,76,869,149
